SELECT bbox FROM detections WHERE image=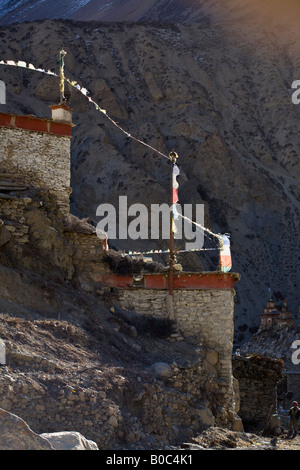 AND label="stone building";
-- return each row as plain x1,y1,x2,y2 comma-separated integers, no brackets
99,270,240,390
260,299,294,330
0,104,73,216
0,104,109,286
0,103,243,439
